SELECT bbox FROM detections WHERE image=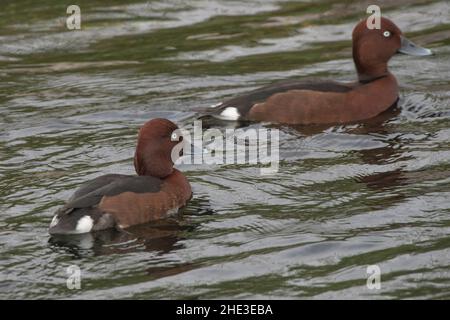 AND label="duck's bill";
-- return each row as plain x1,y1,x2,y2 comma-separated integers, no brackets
398,36,432,56
179,142,209,156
